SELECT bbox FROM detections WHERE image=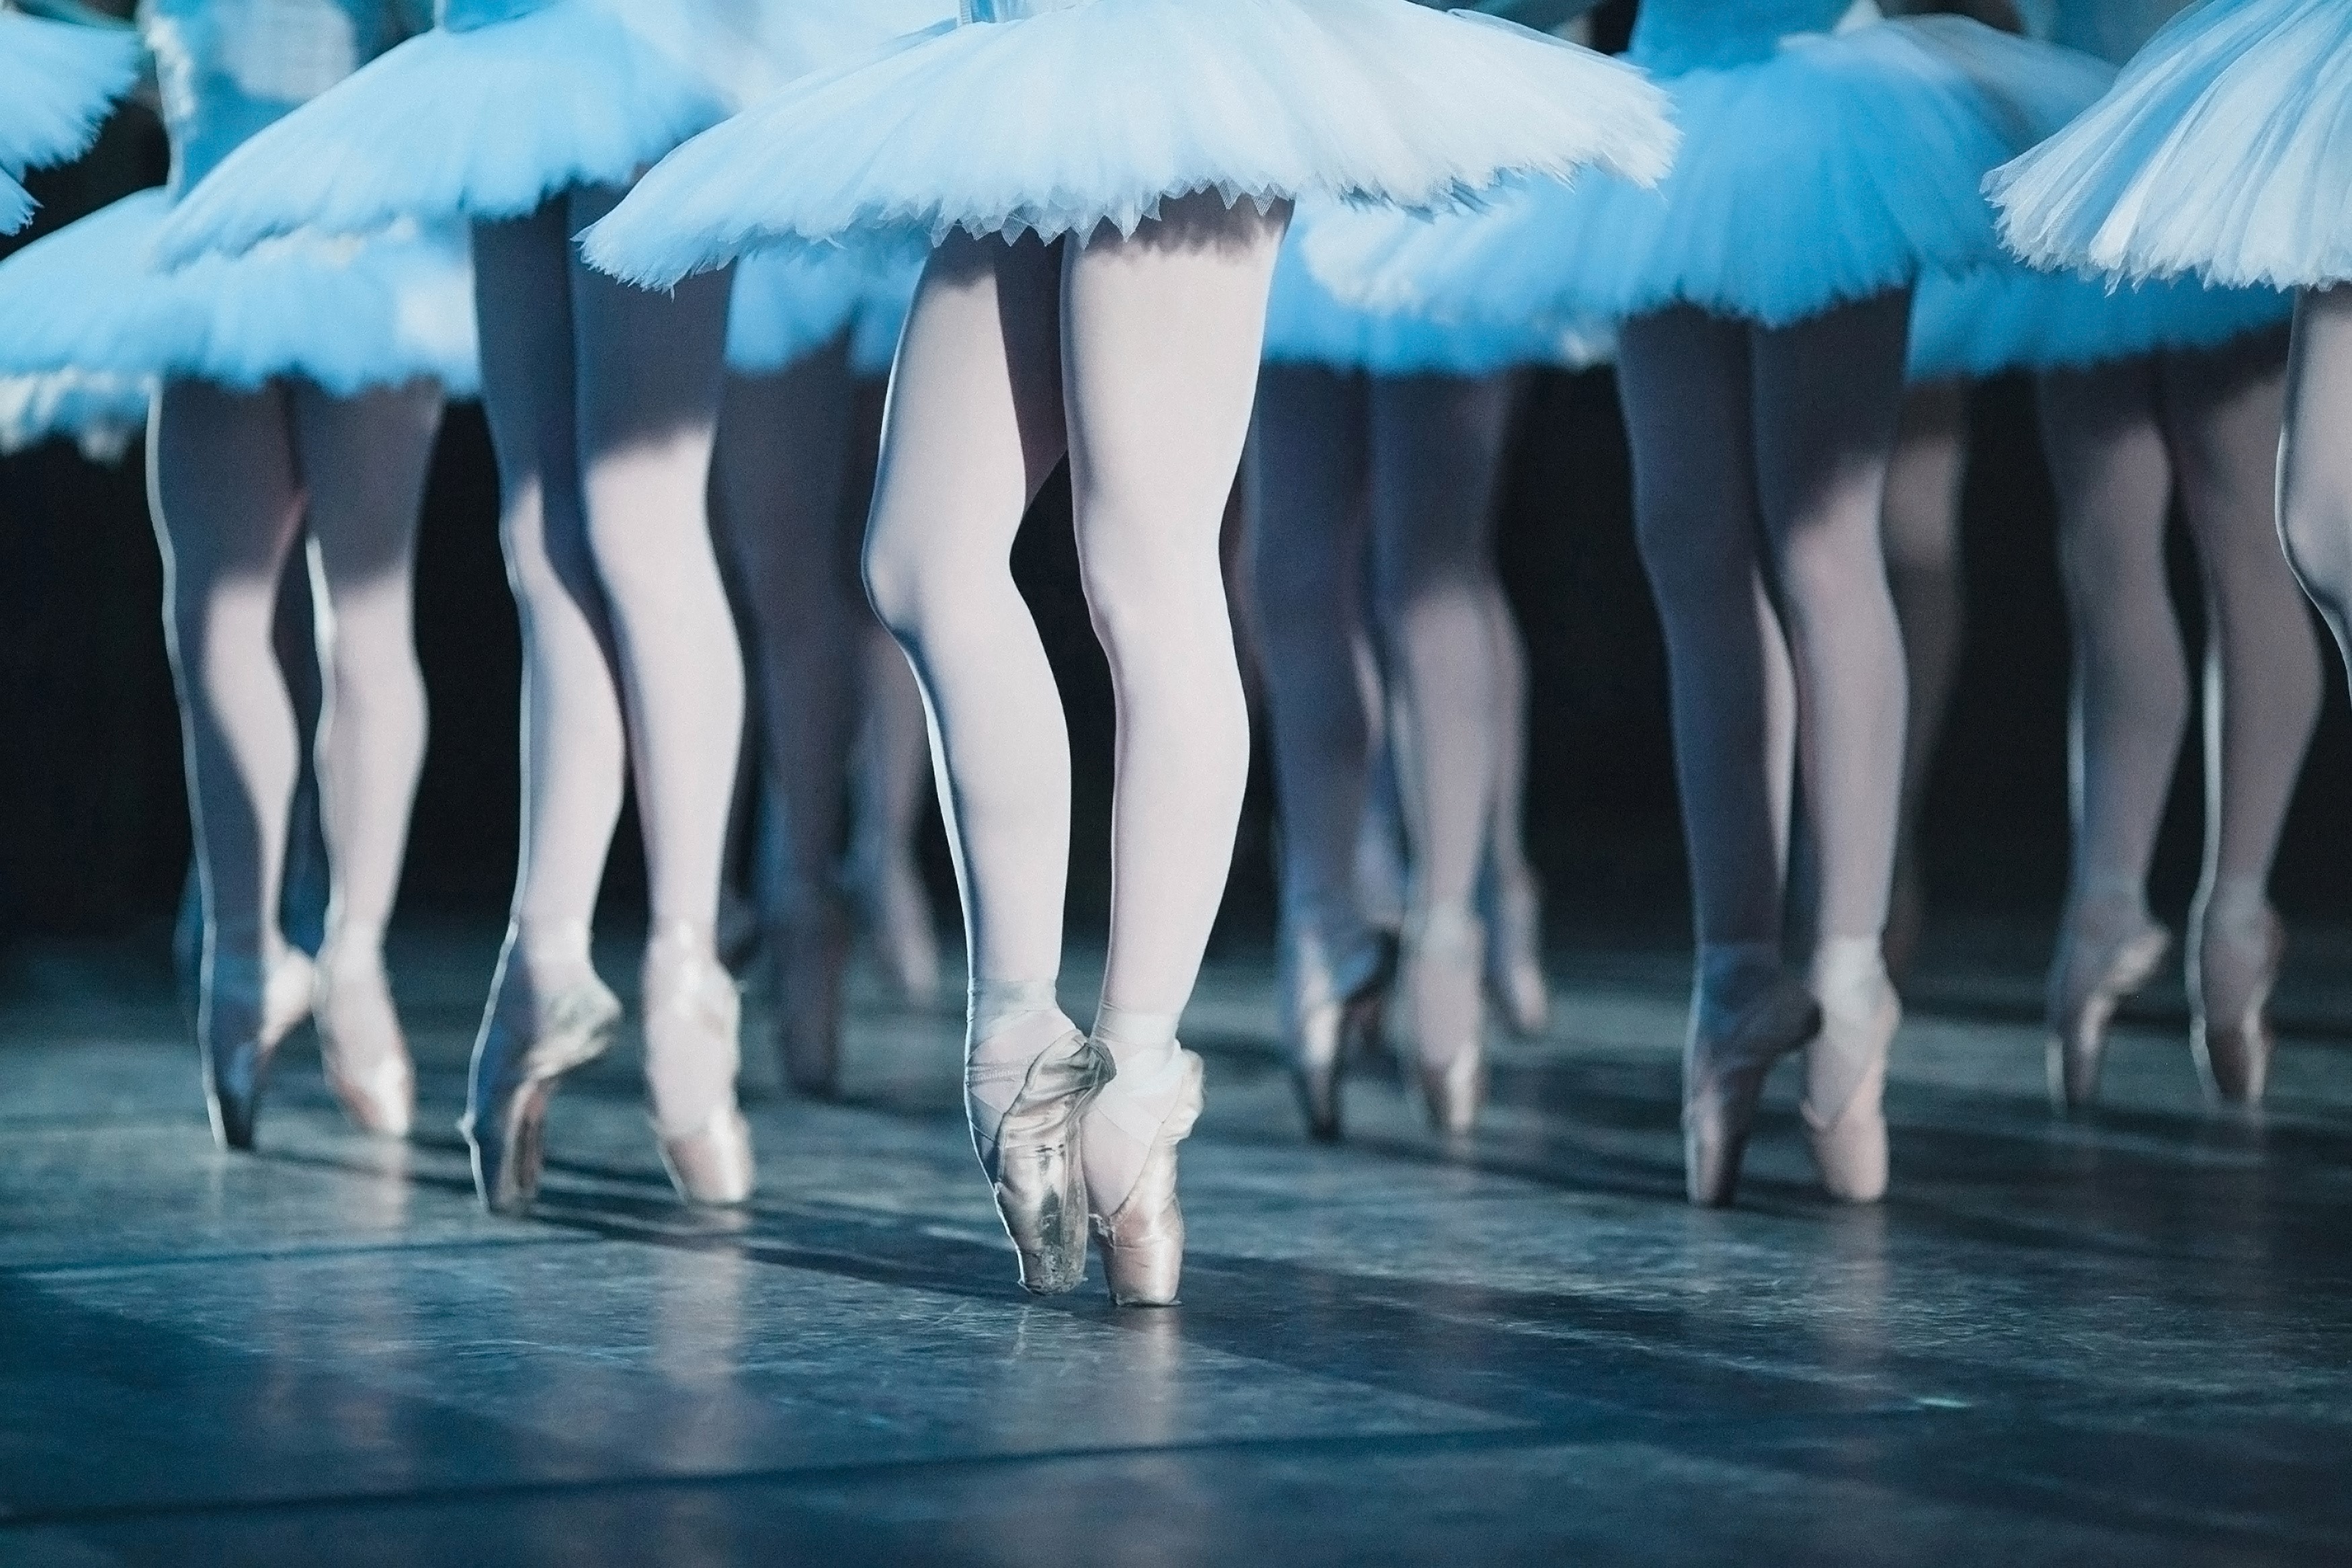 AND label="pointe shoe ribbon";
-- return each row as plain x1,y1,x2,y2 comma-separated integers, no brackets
970,1030,1112,1297
1089,1047,1205,1309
